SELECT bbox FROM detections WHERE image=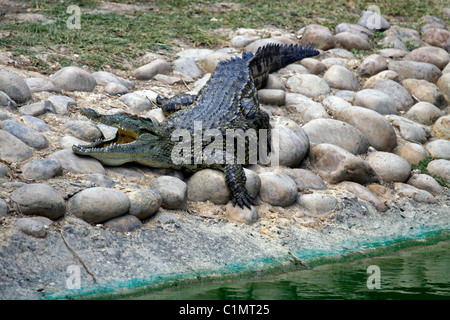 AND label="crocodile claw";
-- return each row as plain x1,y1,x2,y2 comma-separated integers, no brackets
232,189,255,209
